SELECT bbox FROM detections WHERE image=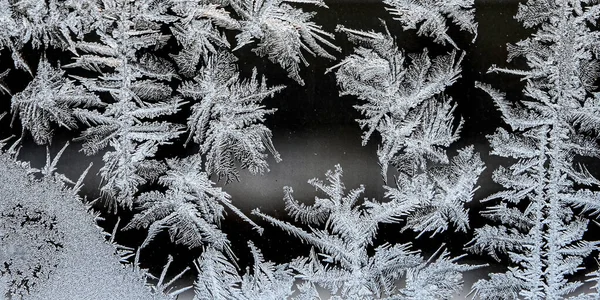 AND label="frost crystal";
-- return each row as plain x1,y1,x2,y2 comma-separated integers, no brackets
170,0,339,83
65,0,184,210
169,0,239,77
193,242,296,300
387,146,484,237
231,0,341,85
468,1,600,298
331,25,465,179
10,58,101,145
253,164,482,299
0,149,174,300
383,0,477,47
123,154,263,254
0,0,101,73
0,69,9,95
0,206,64,299
177,52,284,183
0,0,493,298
